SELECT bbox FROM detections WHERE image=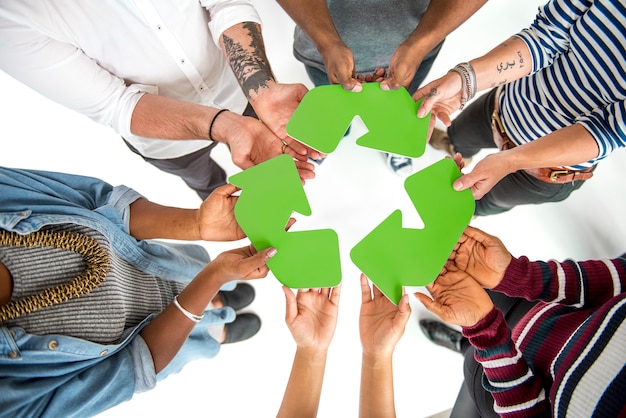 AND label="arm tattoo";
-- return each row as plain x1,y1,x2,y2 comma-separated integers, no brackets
516,50,525,68
222,22,275,99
